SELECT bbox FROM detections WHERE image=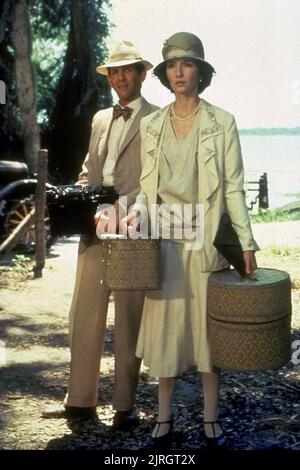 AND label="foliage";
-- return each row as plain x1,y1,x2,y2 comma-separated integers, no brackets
0,0,112,168
29,0,70,129
267,245,296,257
284,193,300,199
0,0,23,154
250,208,300,224
11,254,33,274
28,0,112,131
31,36,68,128
47,0,112,181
